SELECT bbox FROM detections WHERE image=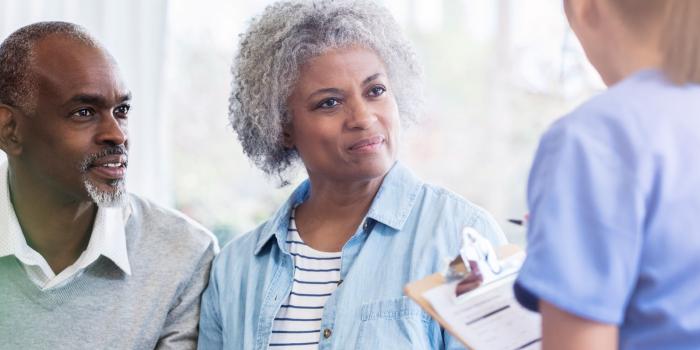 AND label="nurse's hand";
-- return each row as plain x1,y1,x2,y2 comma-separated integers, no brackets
455,260,483,296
